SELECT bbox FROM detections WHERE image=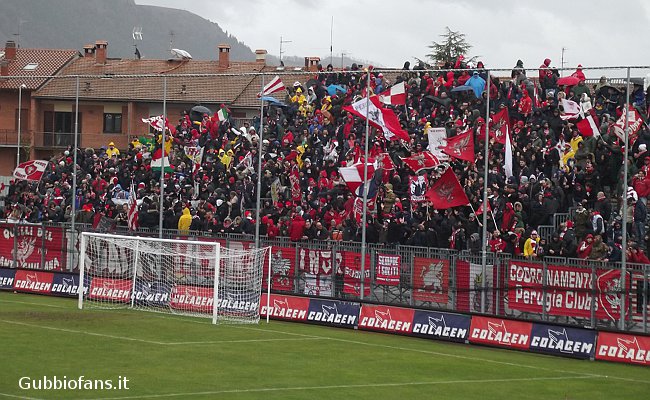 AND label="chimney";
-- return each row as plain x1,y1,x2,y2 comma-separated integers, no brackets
305,57,320,72
4,40,17,61
0,60,9,76
255,49,267,65
83,44,95,58
95,40,108,64
217,44,230,69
